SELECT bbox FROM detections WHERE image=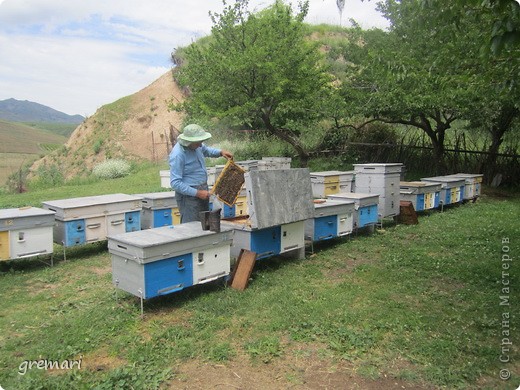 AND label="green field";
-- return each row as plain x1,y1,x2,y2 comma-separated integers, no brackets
0,120,68,186
0,165,518,389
